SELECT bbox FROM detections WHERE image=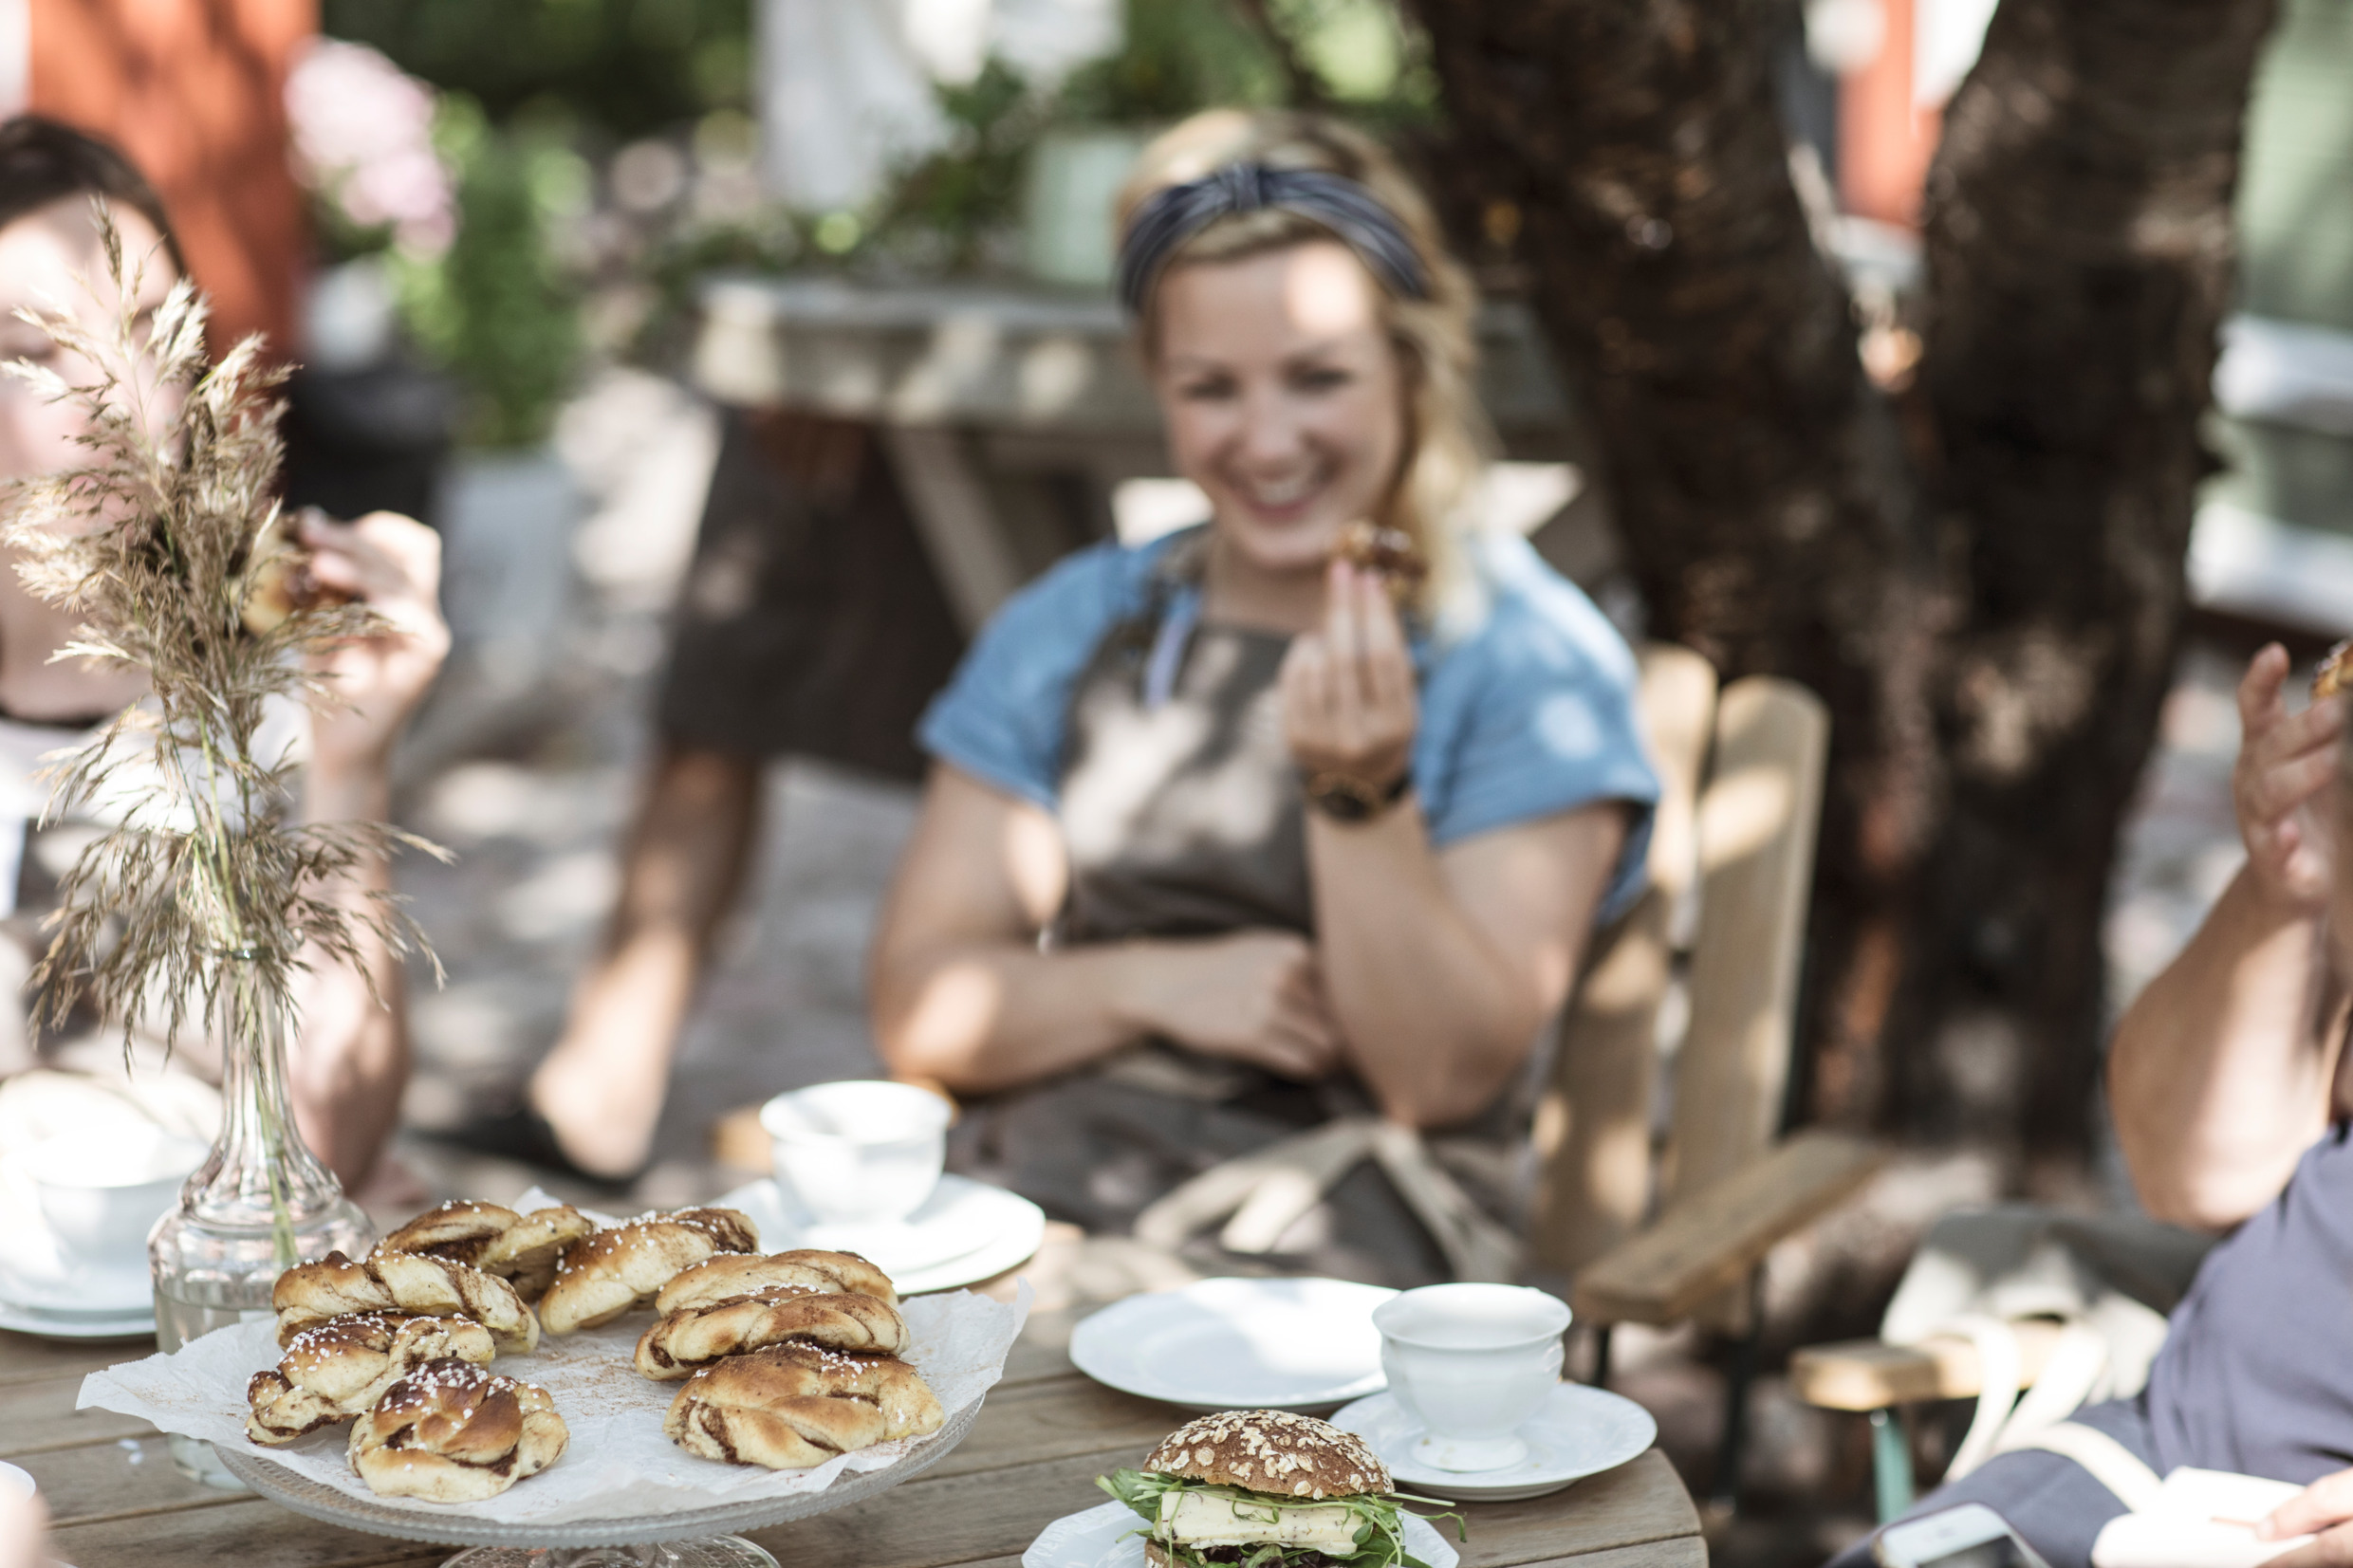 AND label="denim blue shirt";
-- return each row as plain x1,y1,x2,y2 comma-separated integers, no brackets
917,527,1661,920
